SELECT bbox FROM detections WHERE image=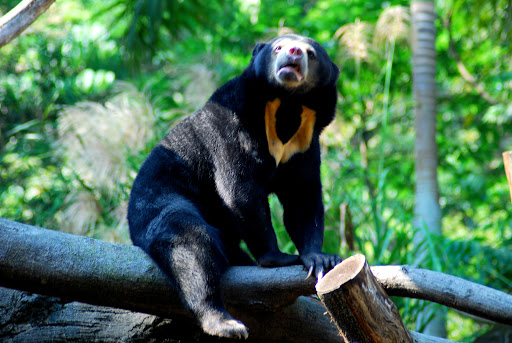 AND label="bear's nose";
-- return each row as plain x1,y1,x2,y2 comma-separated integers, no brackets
288,47,303,57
